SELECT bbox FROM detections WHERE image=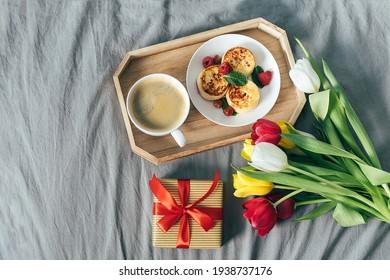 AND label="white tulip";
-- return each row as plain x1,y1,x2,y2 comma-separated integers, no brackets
249,142,289,172
289,58,320,93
